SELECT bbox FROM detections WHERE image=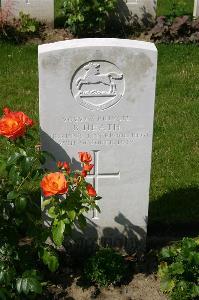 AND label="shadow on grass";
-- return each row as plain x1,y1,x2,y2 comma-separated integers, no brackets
147,187,199,250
